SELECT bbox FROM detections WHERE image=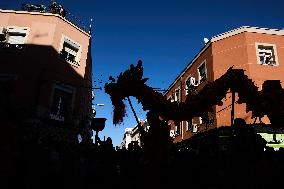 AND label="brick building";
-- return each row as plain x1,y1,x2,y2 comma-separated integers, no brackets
165,26,284,143
0,6,93,142
120,121,149,149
